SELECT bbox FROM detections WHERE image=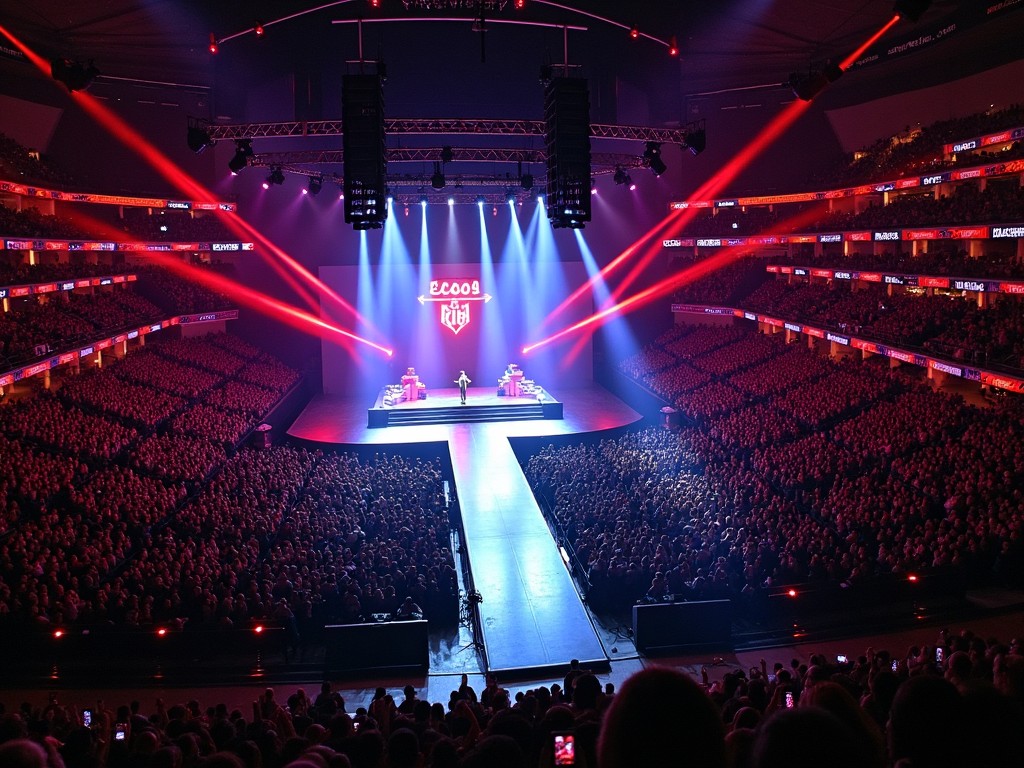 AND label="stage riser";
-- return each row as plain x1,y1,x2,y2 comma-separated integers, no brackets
387,405,545,426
